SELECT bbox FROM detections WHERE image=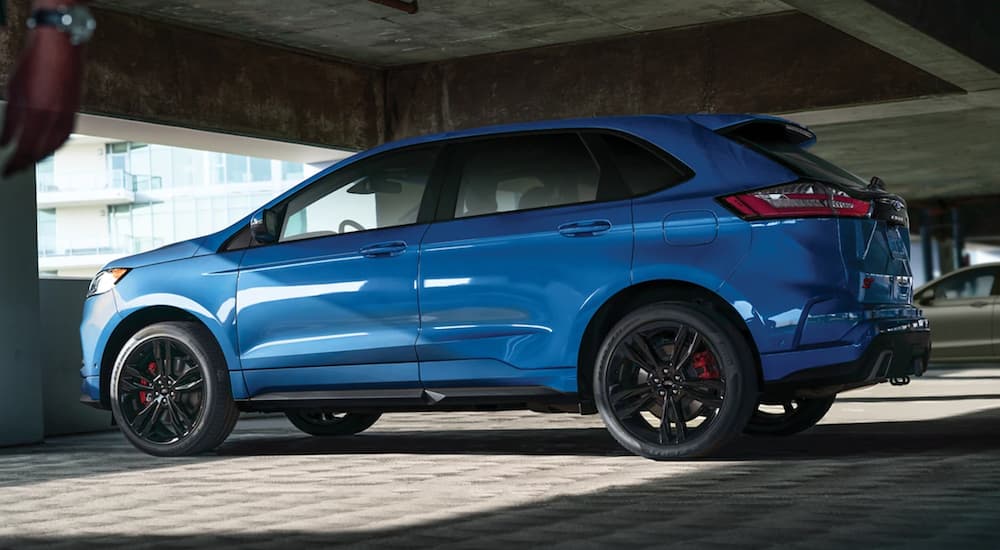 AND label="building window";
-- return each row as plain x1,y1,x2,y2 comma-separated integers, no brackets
37,208,56,255
40,135,320,277
281,161,305,182
37,156,56,191
226,154,249,183
250,157,272,182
